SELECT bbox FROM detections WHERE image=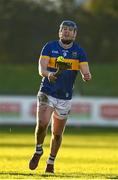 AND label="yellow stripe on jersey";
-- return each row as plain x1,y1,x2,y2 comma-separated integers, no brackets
40,55,50,60
40,55,88,70
80,62,88,65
